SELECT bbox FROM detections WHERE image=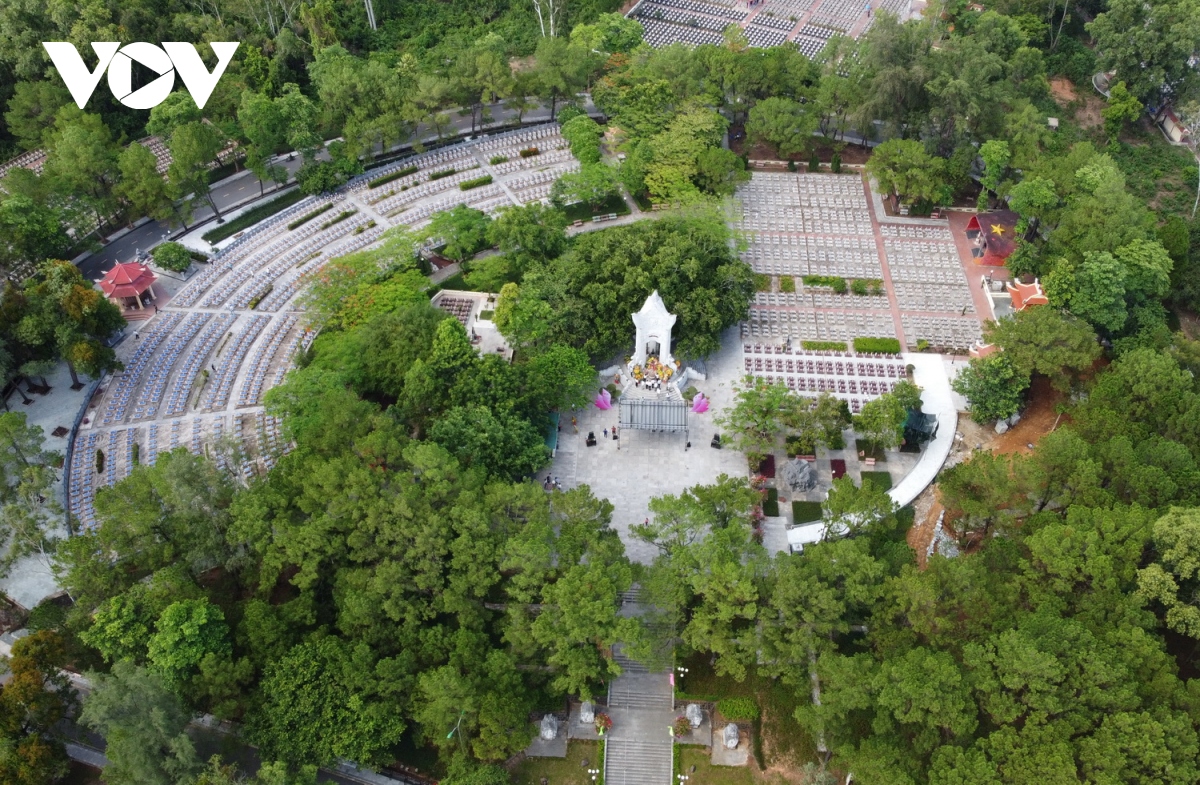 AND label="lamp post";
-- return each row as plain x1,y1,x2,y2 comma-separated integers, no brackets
587,768,600,783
